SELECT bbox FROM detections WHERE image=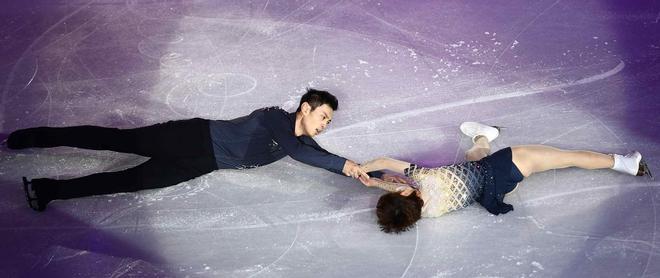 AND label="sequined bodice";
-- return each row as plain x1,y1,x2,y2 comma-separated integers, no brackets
405,162,485,217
